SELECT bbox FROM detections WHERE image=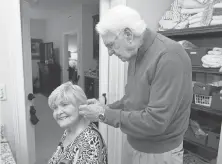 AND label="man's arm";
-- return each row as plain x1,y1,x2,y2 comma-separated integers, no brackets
107,95,126,109
103,54,191,138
